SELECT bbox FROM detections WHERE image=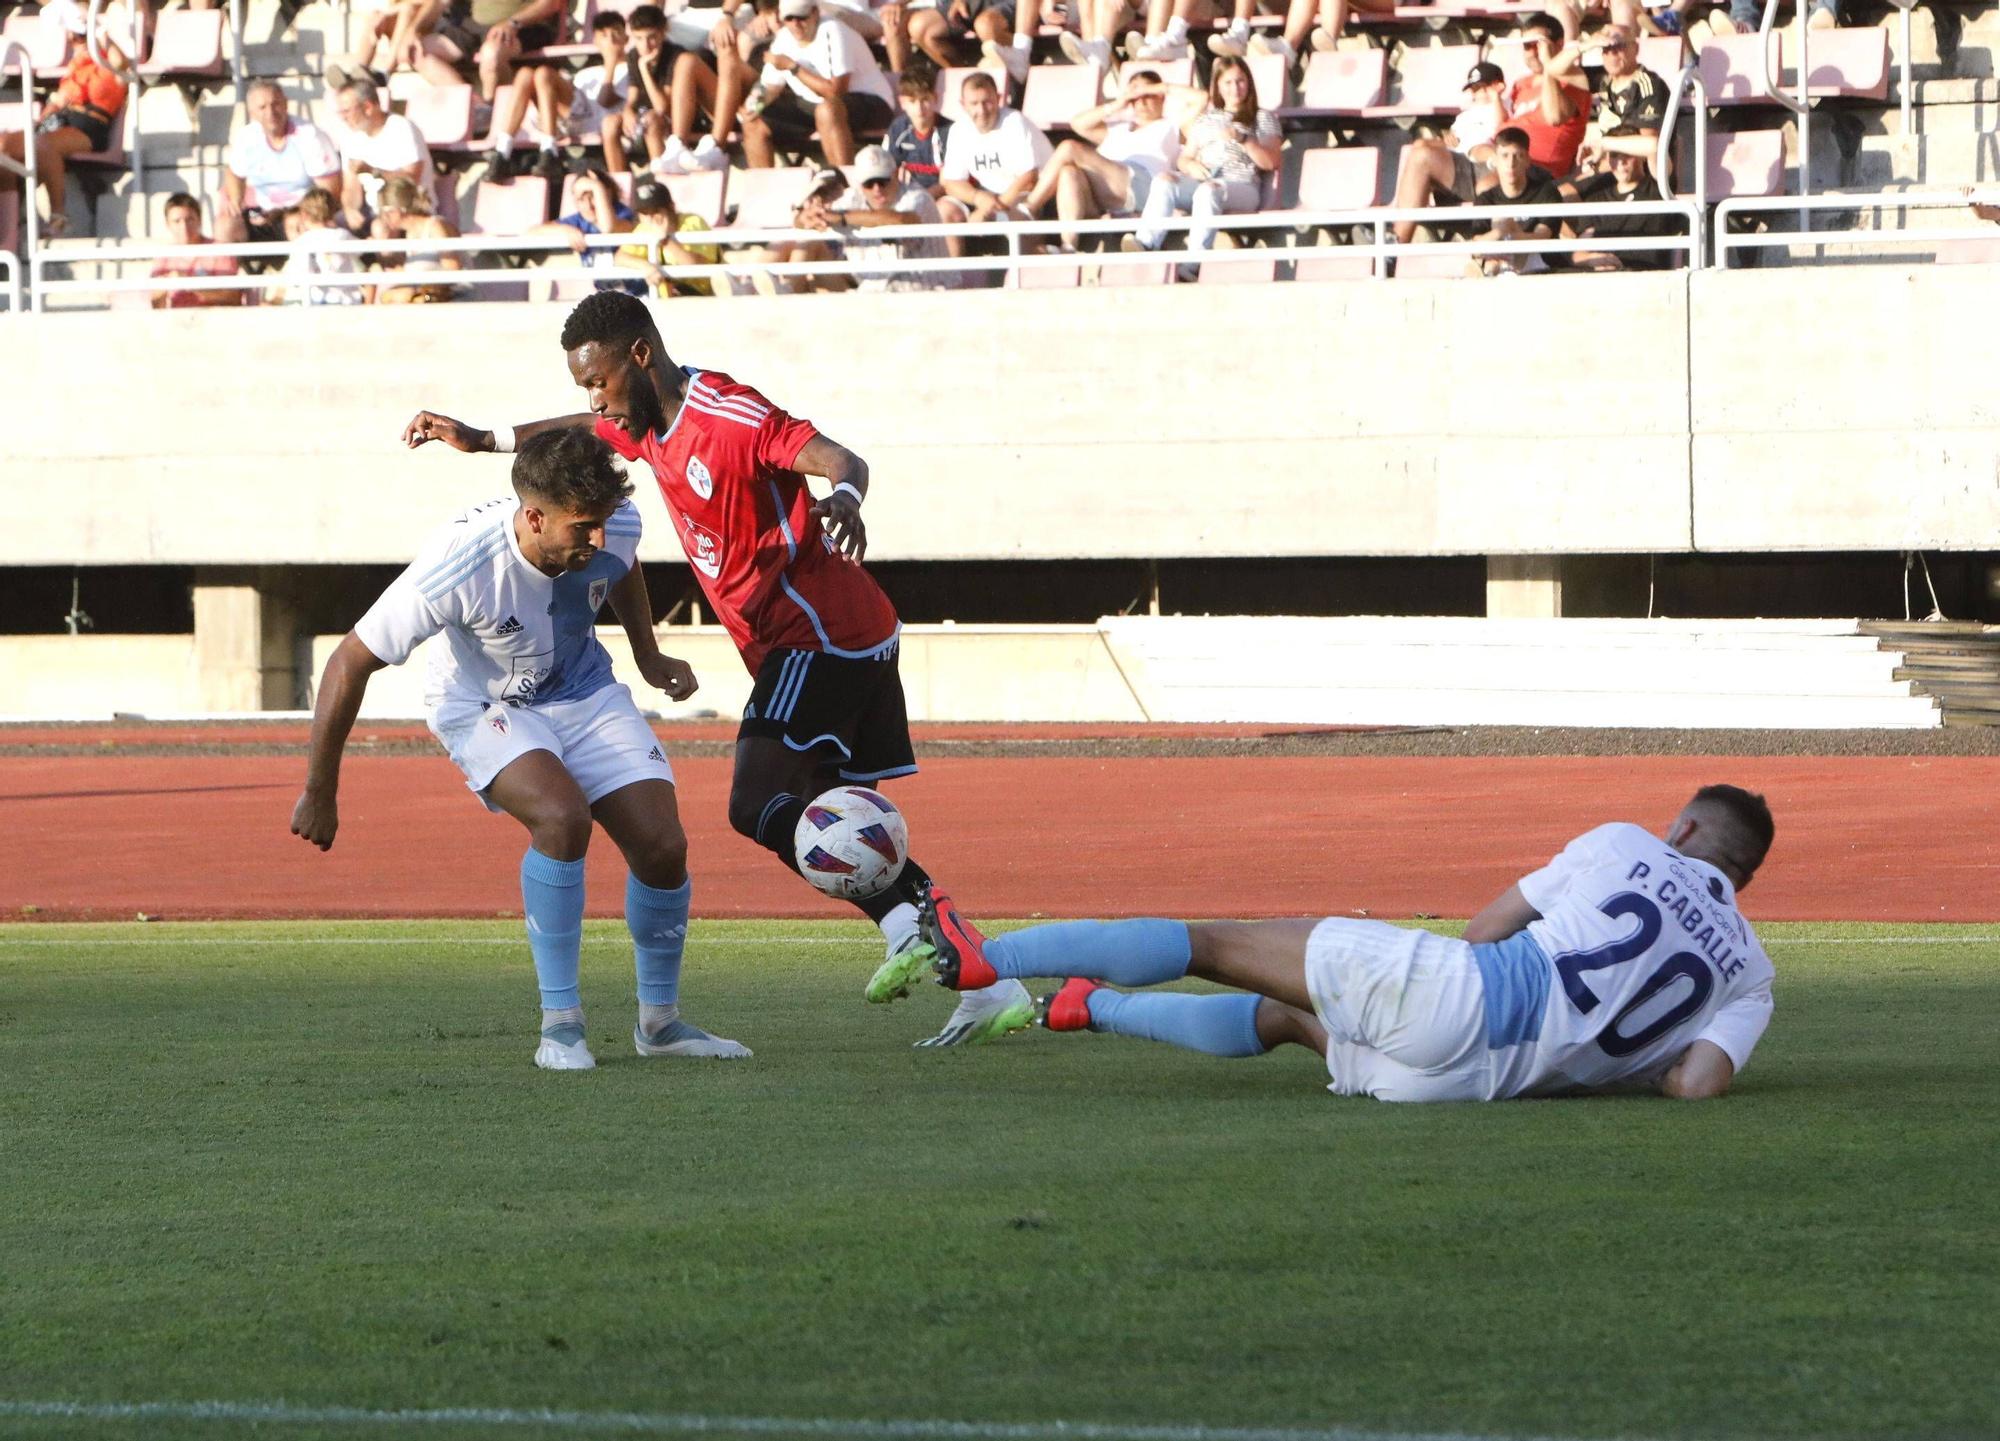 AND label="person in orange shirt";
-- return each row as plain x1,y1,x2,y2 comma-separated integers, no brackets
0,30,129,235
